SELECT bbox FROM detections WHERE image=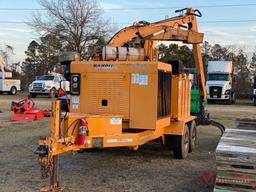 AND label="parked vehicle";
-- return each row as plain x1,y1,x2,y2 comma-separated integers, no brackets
29,74,70,98
253,76,256,106
0,61,20,95
206,61,235,104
